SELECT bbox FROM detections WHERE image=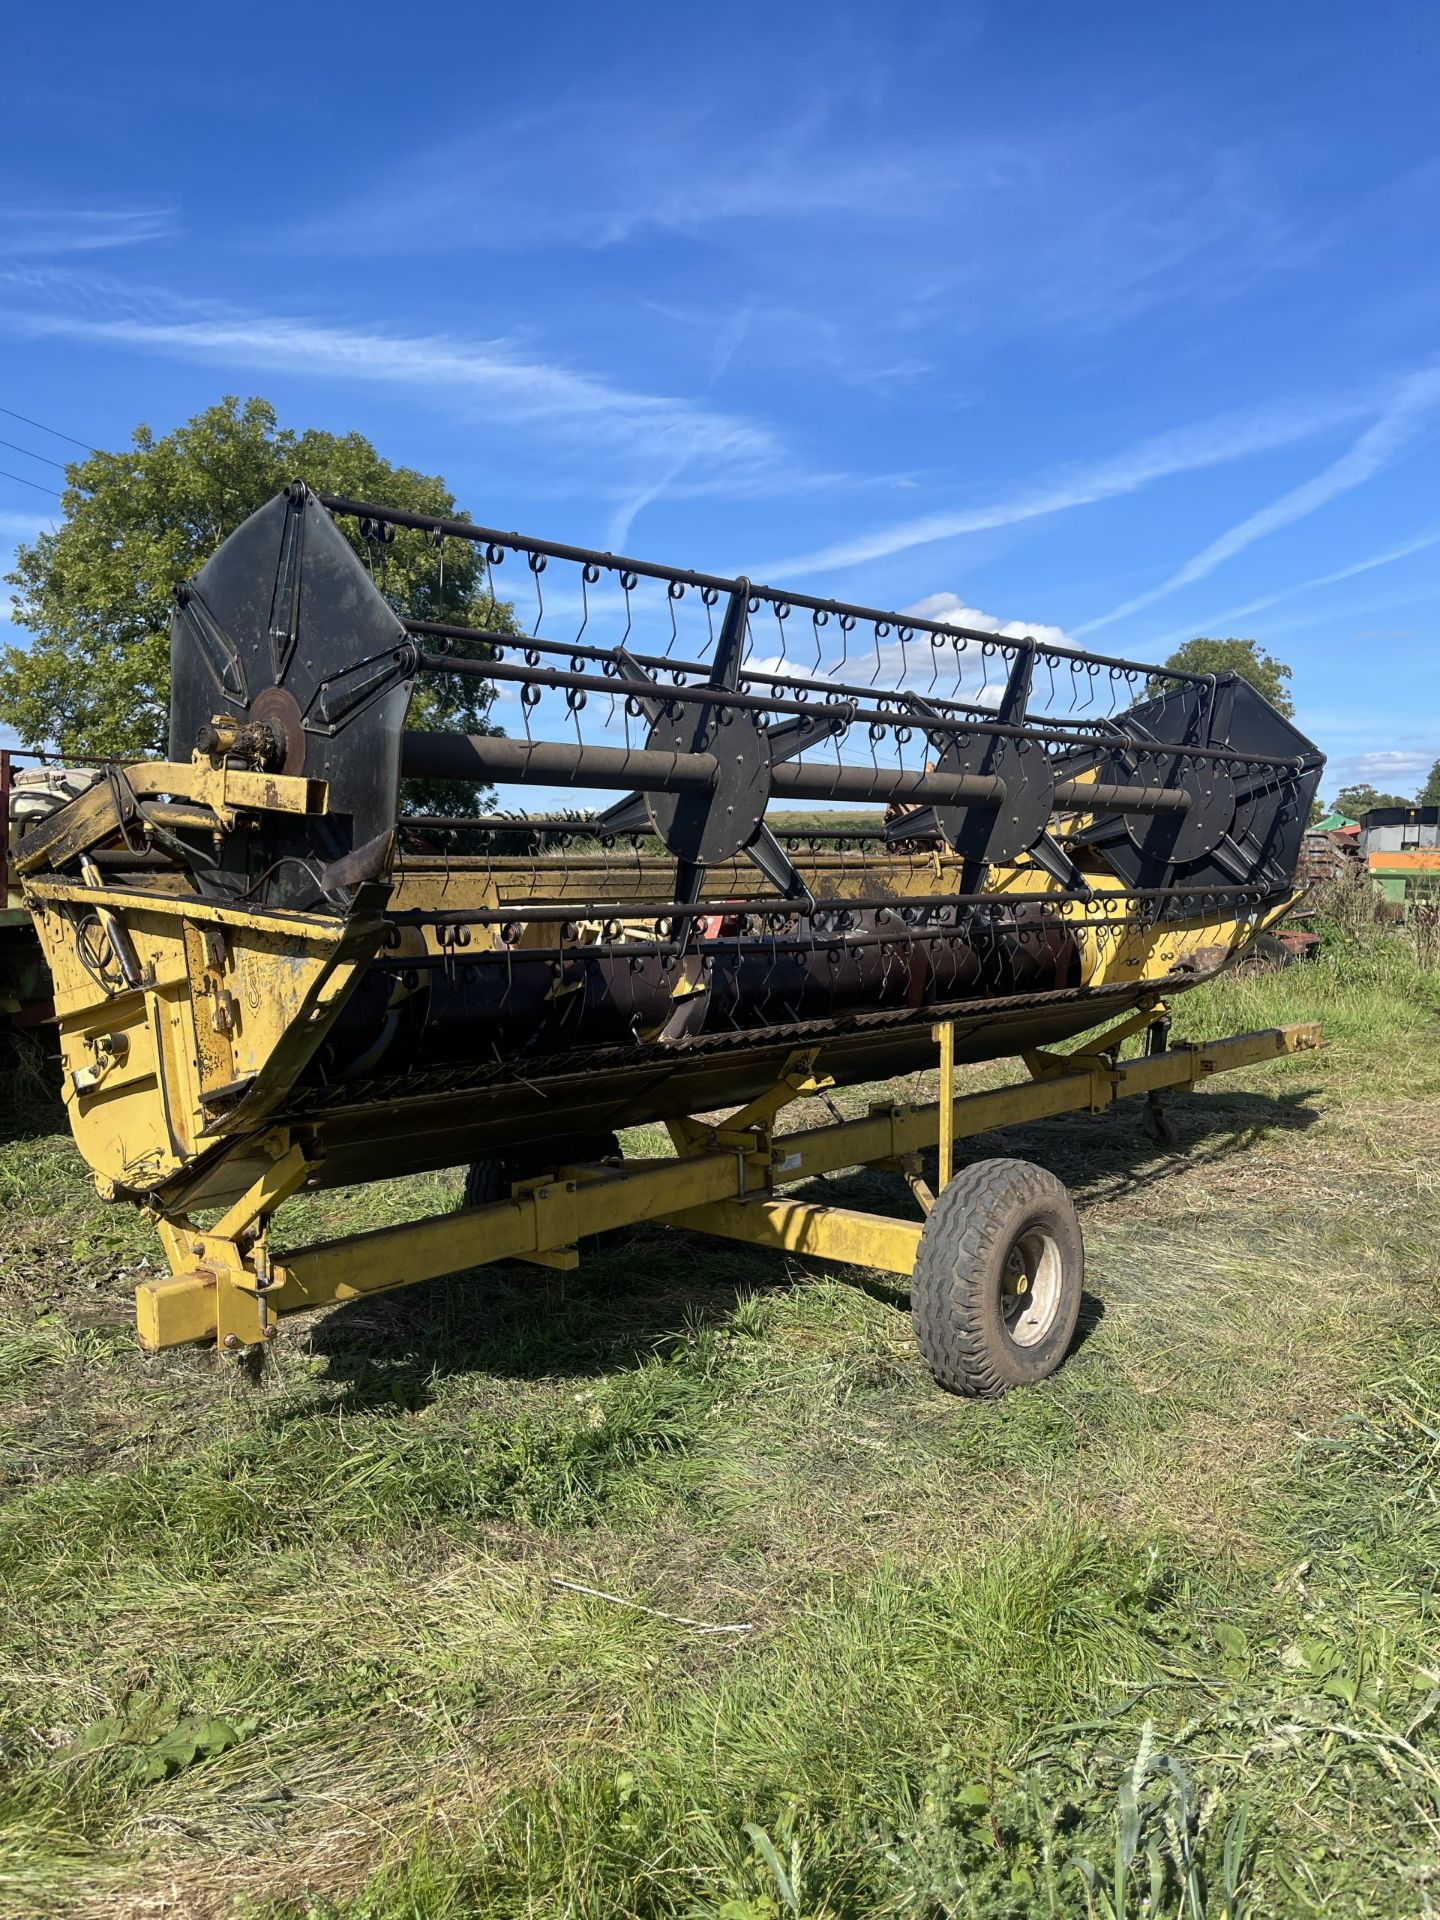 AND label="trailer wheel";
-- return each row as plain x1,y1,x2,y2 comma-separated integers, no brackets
1236,931,1295,974
461,1134,627,1250
911,1158,1083,1396
461,1157,510,1210
462,1131,623,1210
